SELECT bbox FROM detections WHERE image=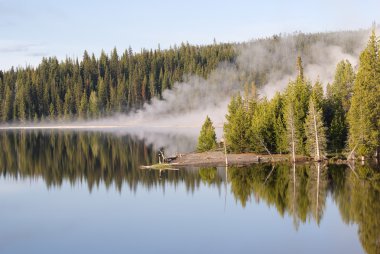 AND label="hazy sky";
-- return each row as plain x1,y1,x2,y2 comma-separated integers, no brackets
0,0,379,70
